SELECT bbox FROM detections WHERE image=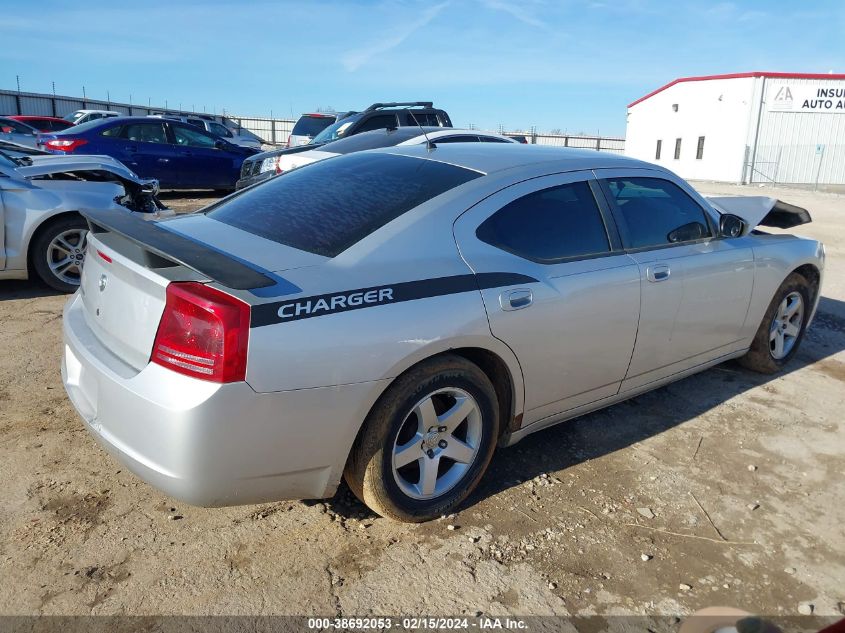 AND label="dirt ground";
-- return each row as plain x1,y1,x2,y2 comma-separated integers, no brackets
0,183,843,618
